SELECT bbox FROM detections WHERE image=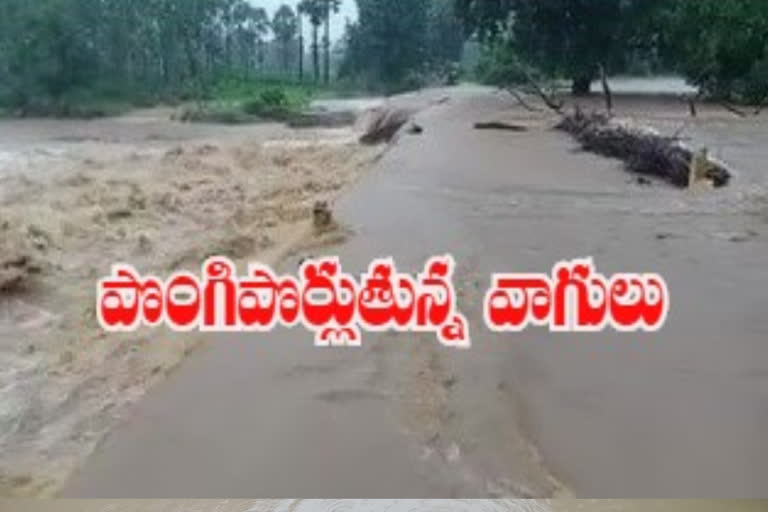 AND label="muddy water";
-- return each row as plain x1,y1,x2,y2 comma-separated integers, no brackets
3,500,767,512
5,88,768,498
0,109,373,496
